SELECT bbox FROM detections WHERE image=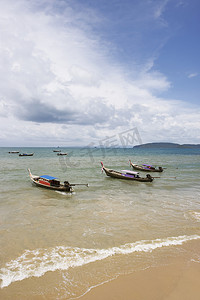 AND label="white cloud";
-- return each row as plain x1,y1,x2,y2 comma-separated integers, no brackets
188,73,198,79
153,0,169,20
0,0,199,146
